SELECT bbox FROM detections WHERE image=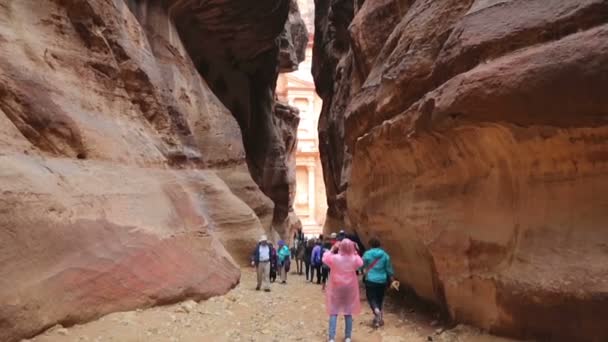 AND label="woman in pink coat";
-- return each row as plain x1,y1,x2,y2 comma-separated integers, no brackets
322,238,364,342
